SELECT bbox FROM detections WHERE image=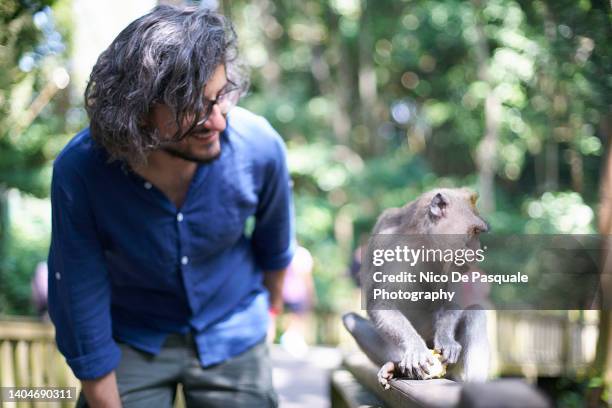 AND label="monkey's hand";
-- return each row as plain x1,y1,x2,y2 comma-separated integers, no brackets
398,344,437,380
377,361,397,390
434,335,462,364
